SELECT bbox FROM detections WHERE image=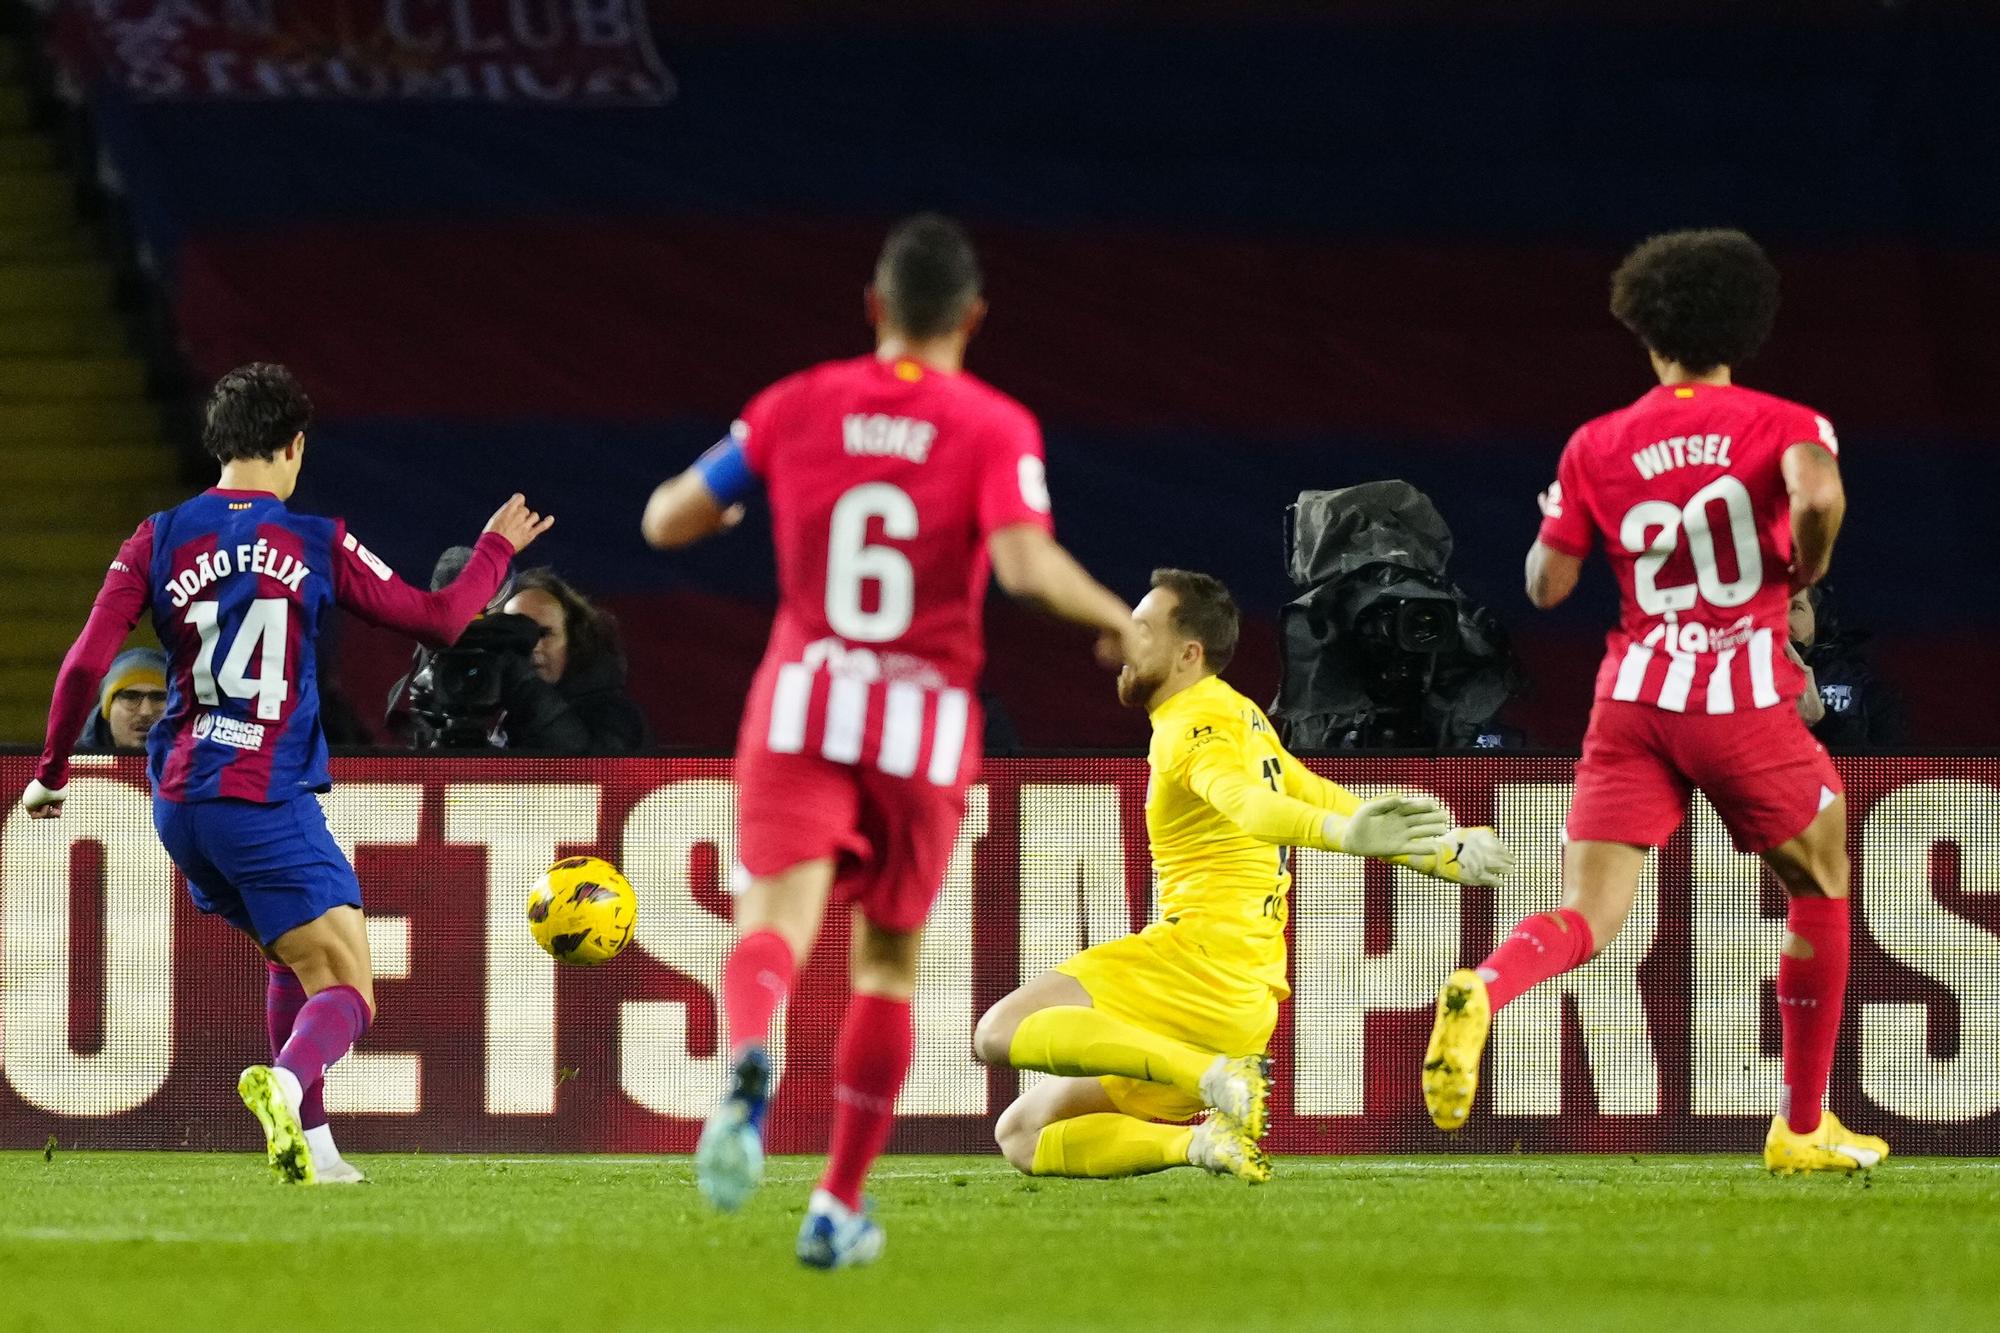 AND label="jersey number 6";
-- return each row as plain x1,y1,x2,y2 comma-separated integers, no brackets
825,482,918,643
